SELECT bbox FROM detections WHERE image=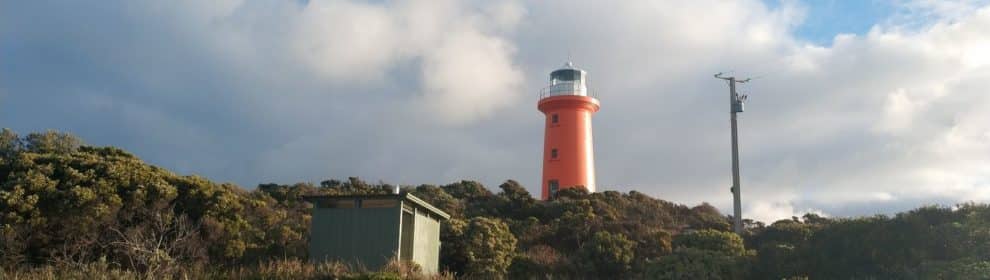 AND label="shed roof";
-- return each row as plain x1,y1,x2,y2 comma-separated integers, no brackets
304,193,451,220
